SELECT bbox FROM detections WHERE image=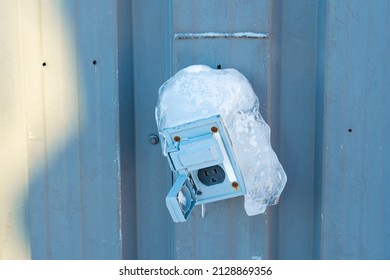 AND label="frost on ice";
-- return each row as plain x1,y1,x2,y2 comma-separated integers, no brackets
155,65,287,216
